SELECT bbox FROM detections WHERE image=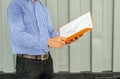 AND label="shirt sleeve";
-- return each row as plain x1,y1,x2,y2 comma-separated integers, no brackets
7,3,41,49
45,9,58,38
